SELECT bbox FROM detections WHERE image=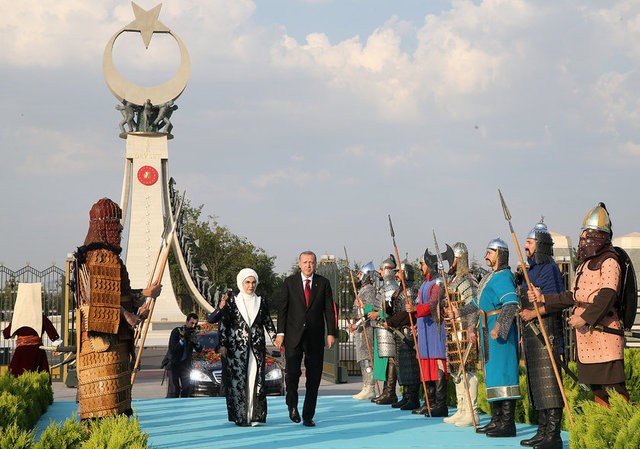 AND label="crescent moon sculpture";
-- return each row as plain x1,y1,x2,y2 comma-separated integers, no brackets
103,3,190,107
